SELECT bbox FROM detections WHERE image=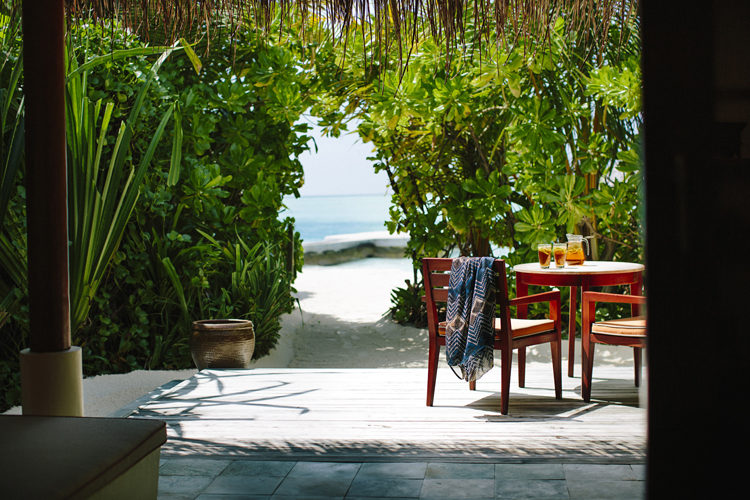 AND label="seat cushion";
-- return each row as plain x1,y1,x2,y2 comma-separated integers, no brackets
438,318,555,339
591,316,647,337
0,415,166,499
503,318,556,338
